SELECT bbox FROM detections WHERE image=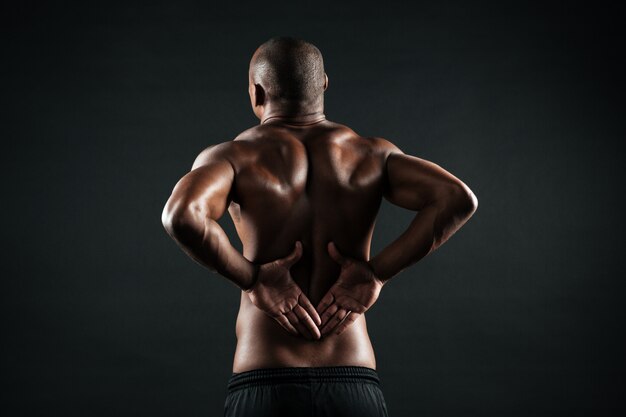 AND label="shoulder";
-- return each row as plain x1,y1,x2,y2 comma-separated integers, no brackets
355,136,406,165
367,137,405,155
322,121,407,161
323,120,401,149
191,142,236,170
191,125,274,171
321,120,360,139
234,124,291,142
